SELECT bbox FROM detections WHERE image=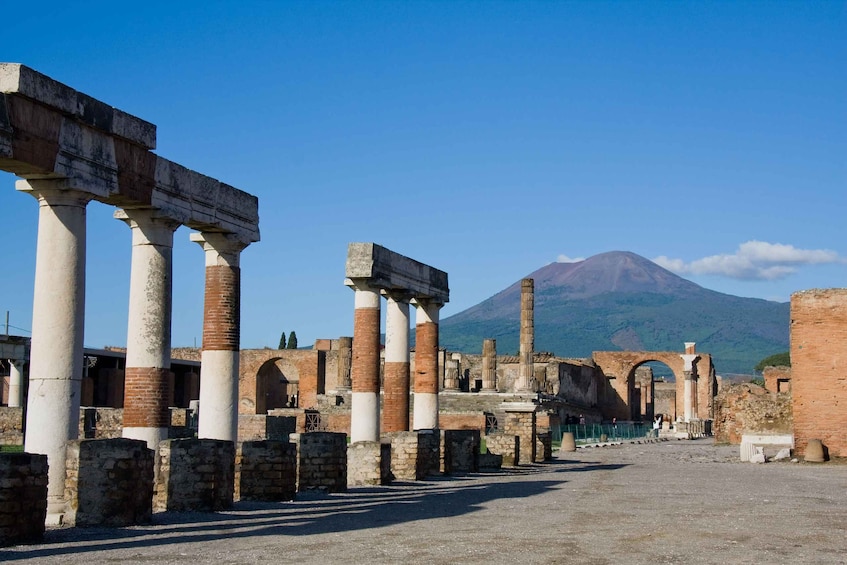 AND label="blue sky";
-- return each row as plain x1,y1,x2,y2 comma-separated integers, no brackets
1,1,845,350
